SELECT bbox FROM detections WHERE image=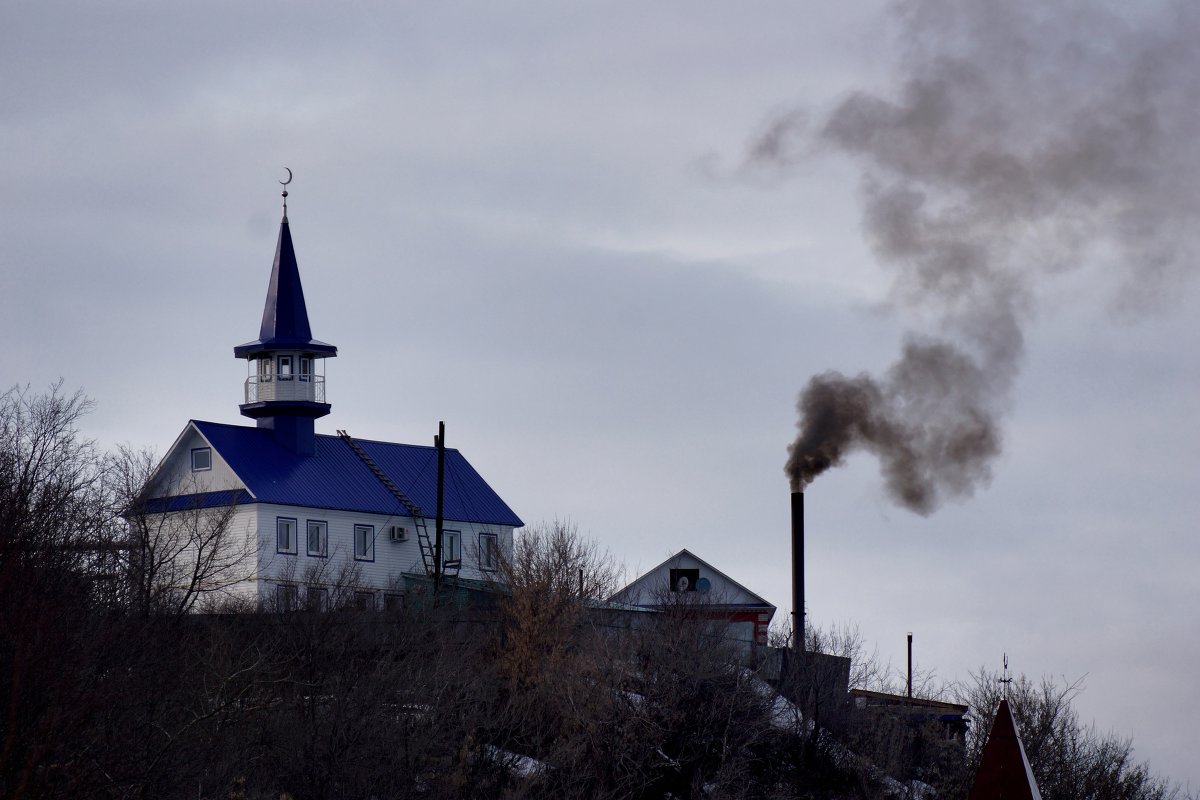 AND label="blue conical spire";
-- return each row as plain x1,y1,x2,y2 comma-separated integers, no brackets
234,218,337,358
234,200,337,456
